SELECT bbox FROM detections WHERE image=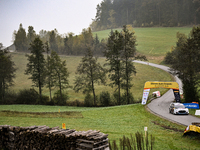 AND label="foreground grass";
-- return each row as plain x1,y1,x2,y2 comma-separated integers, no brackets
0,104,199,149
11,53,173,102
